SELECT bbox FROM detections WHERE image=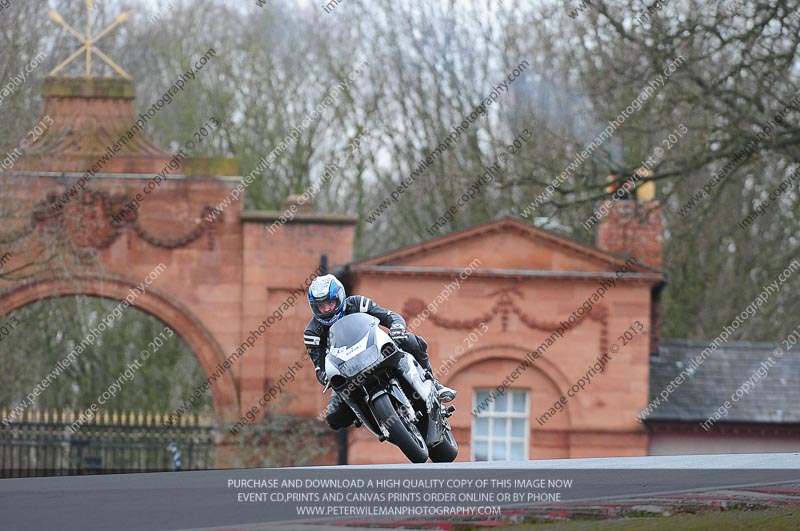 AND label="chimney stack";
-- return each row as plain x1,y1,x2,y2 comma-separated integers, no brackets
597,176,665,354
596,176,664,270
